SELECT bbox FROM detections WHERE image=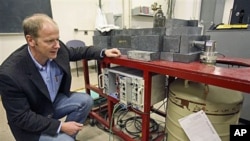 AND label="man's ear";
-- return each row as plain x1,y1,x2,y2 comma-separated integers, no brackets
26,35,36,47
